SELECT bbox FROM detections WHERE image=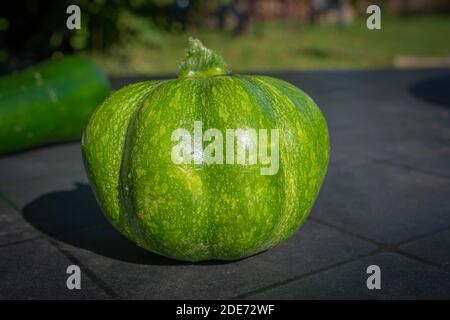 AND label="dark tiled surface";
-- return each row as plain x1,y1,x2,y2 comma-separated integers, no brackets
0,69,449,299
313,161,450,245
246,252,450,299
0,199,39,246
0,239,109,299
400,229,450,269
0,143,85,184
54,220,377,299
